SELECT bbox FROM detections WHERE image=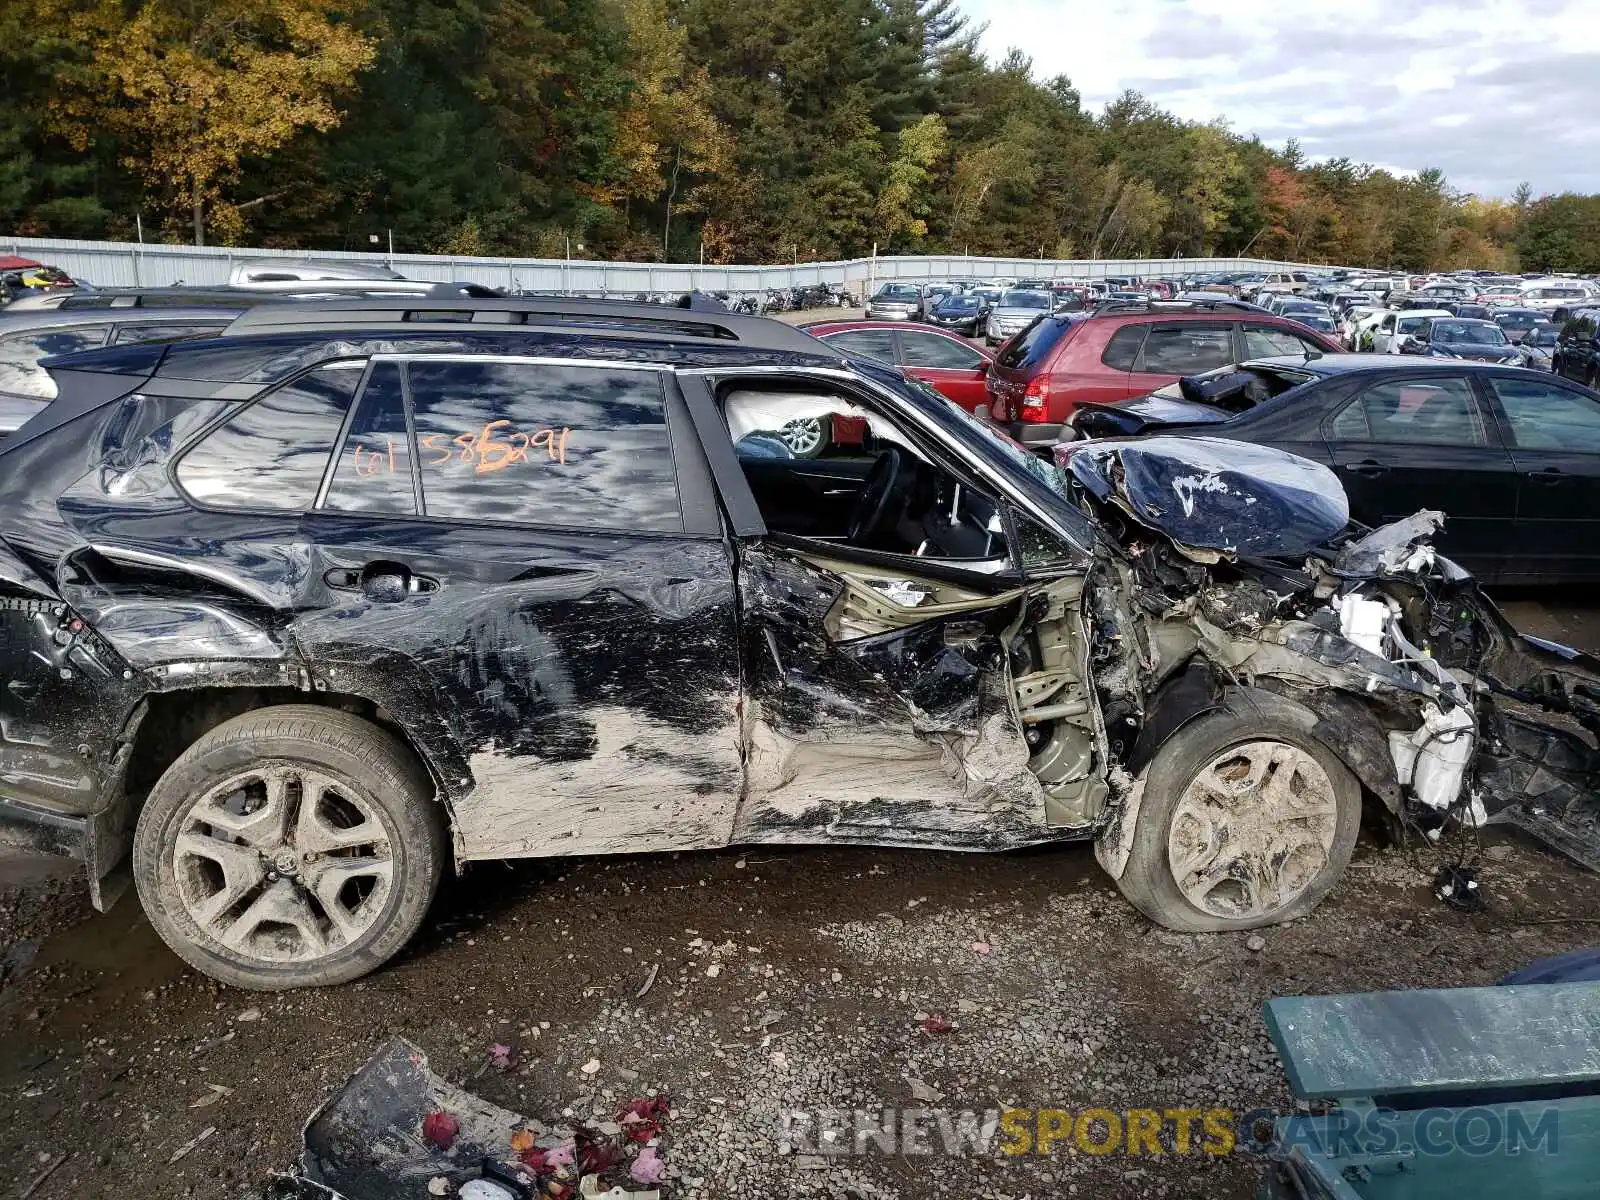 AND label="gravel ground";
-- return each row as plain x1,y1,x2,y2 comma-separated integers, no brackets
2,829,1599,1200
